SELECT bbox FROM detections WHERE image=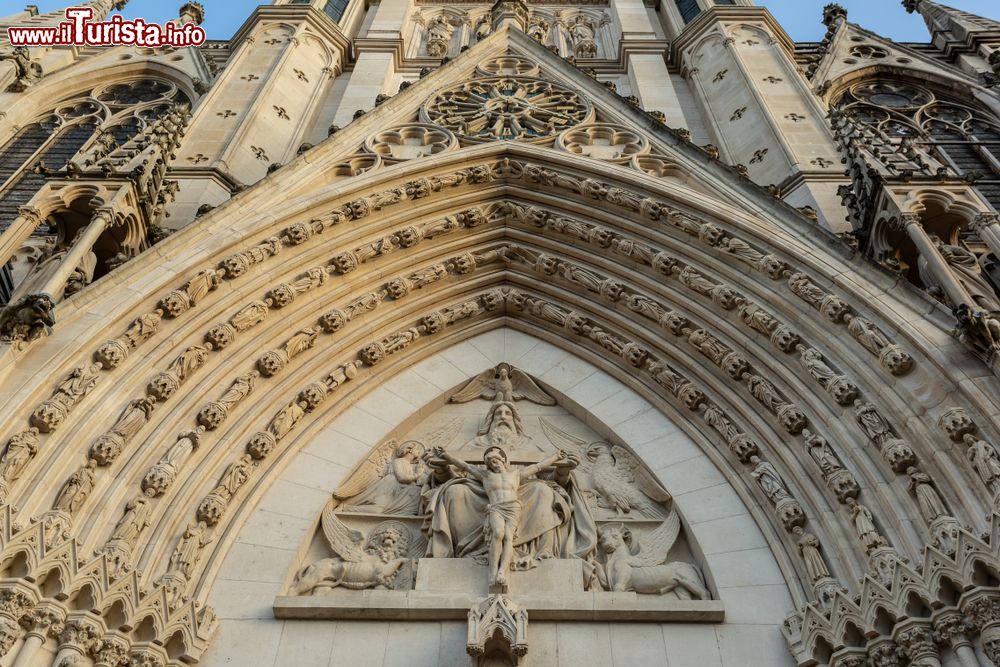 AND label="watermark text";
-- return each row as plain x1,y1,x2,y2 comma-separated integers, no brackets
7,7,206,48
